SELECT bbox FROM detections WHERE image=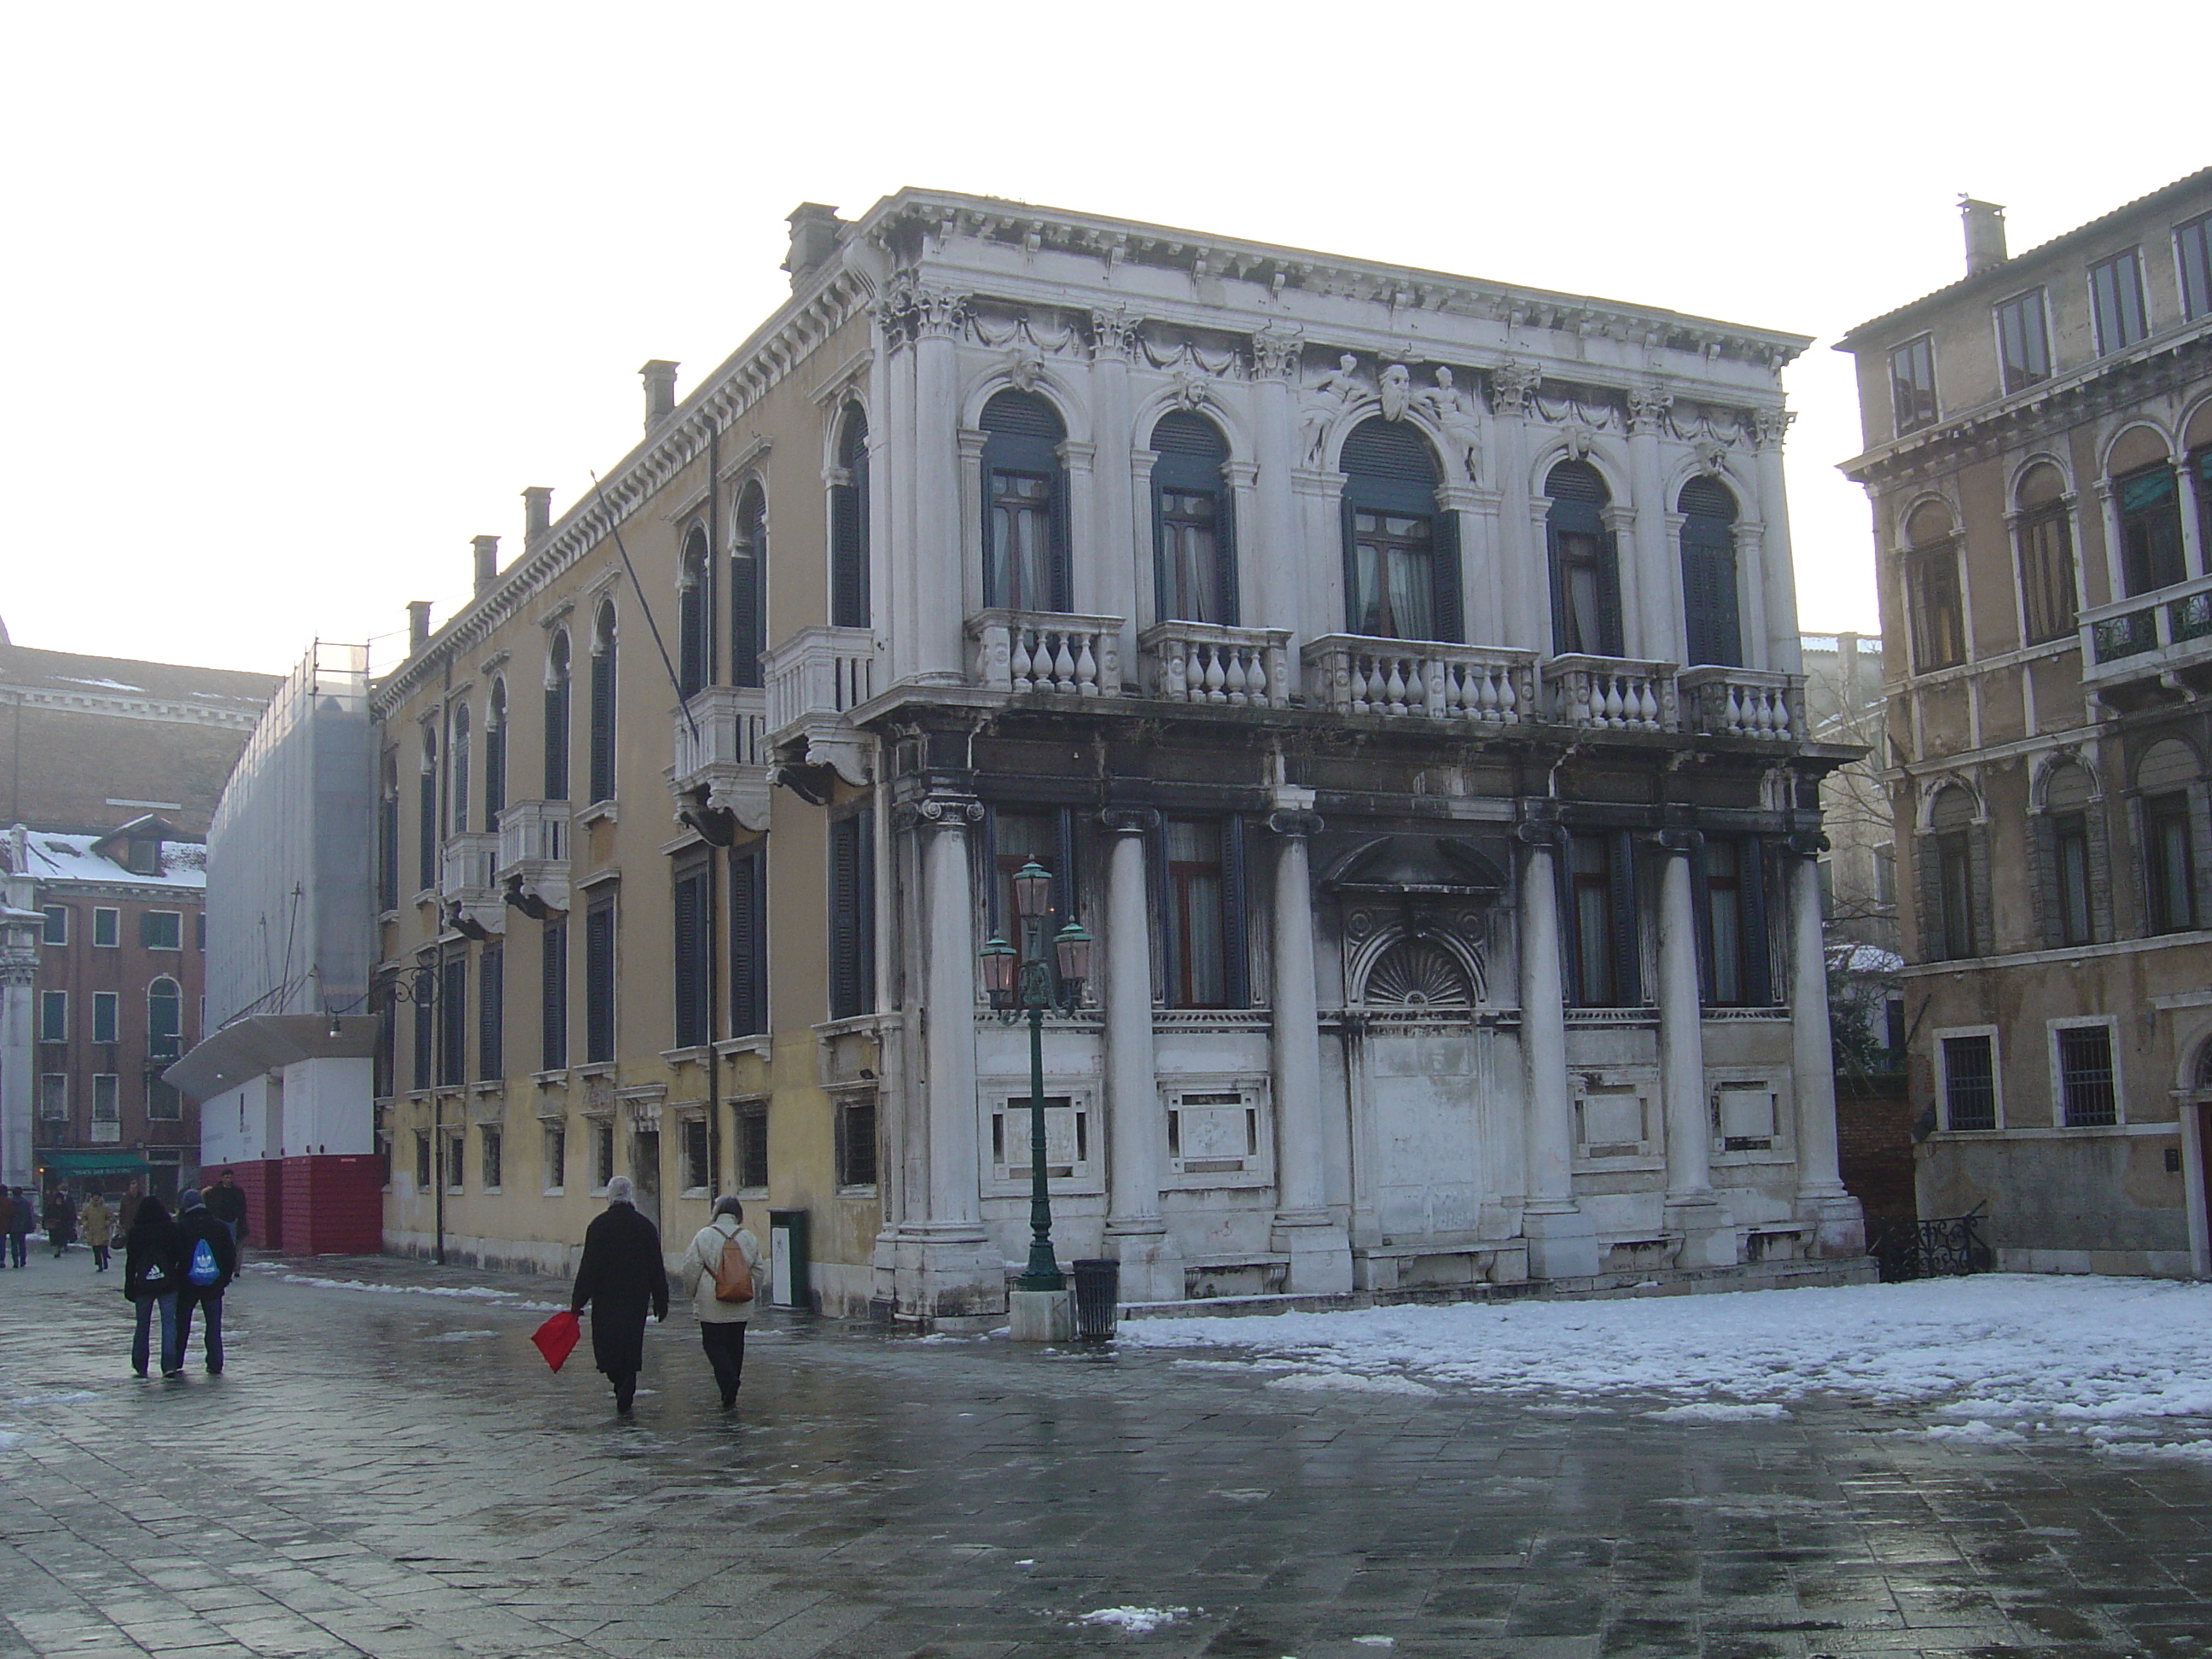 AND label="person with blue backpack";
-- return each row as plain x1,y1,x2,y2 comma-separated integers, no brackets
168,1189,238,1377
